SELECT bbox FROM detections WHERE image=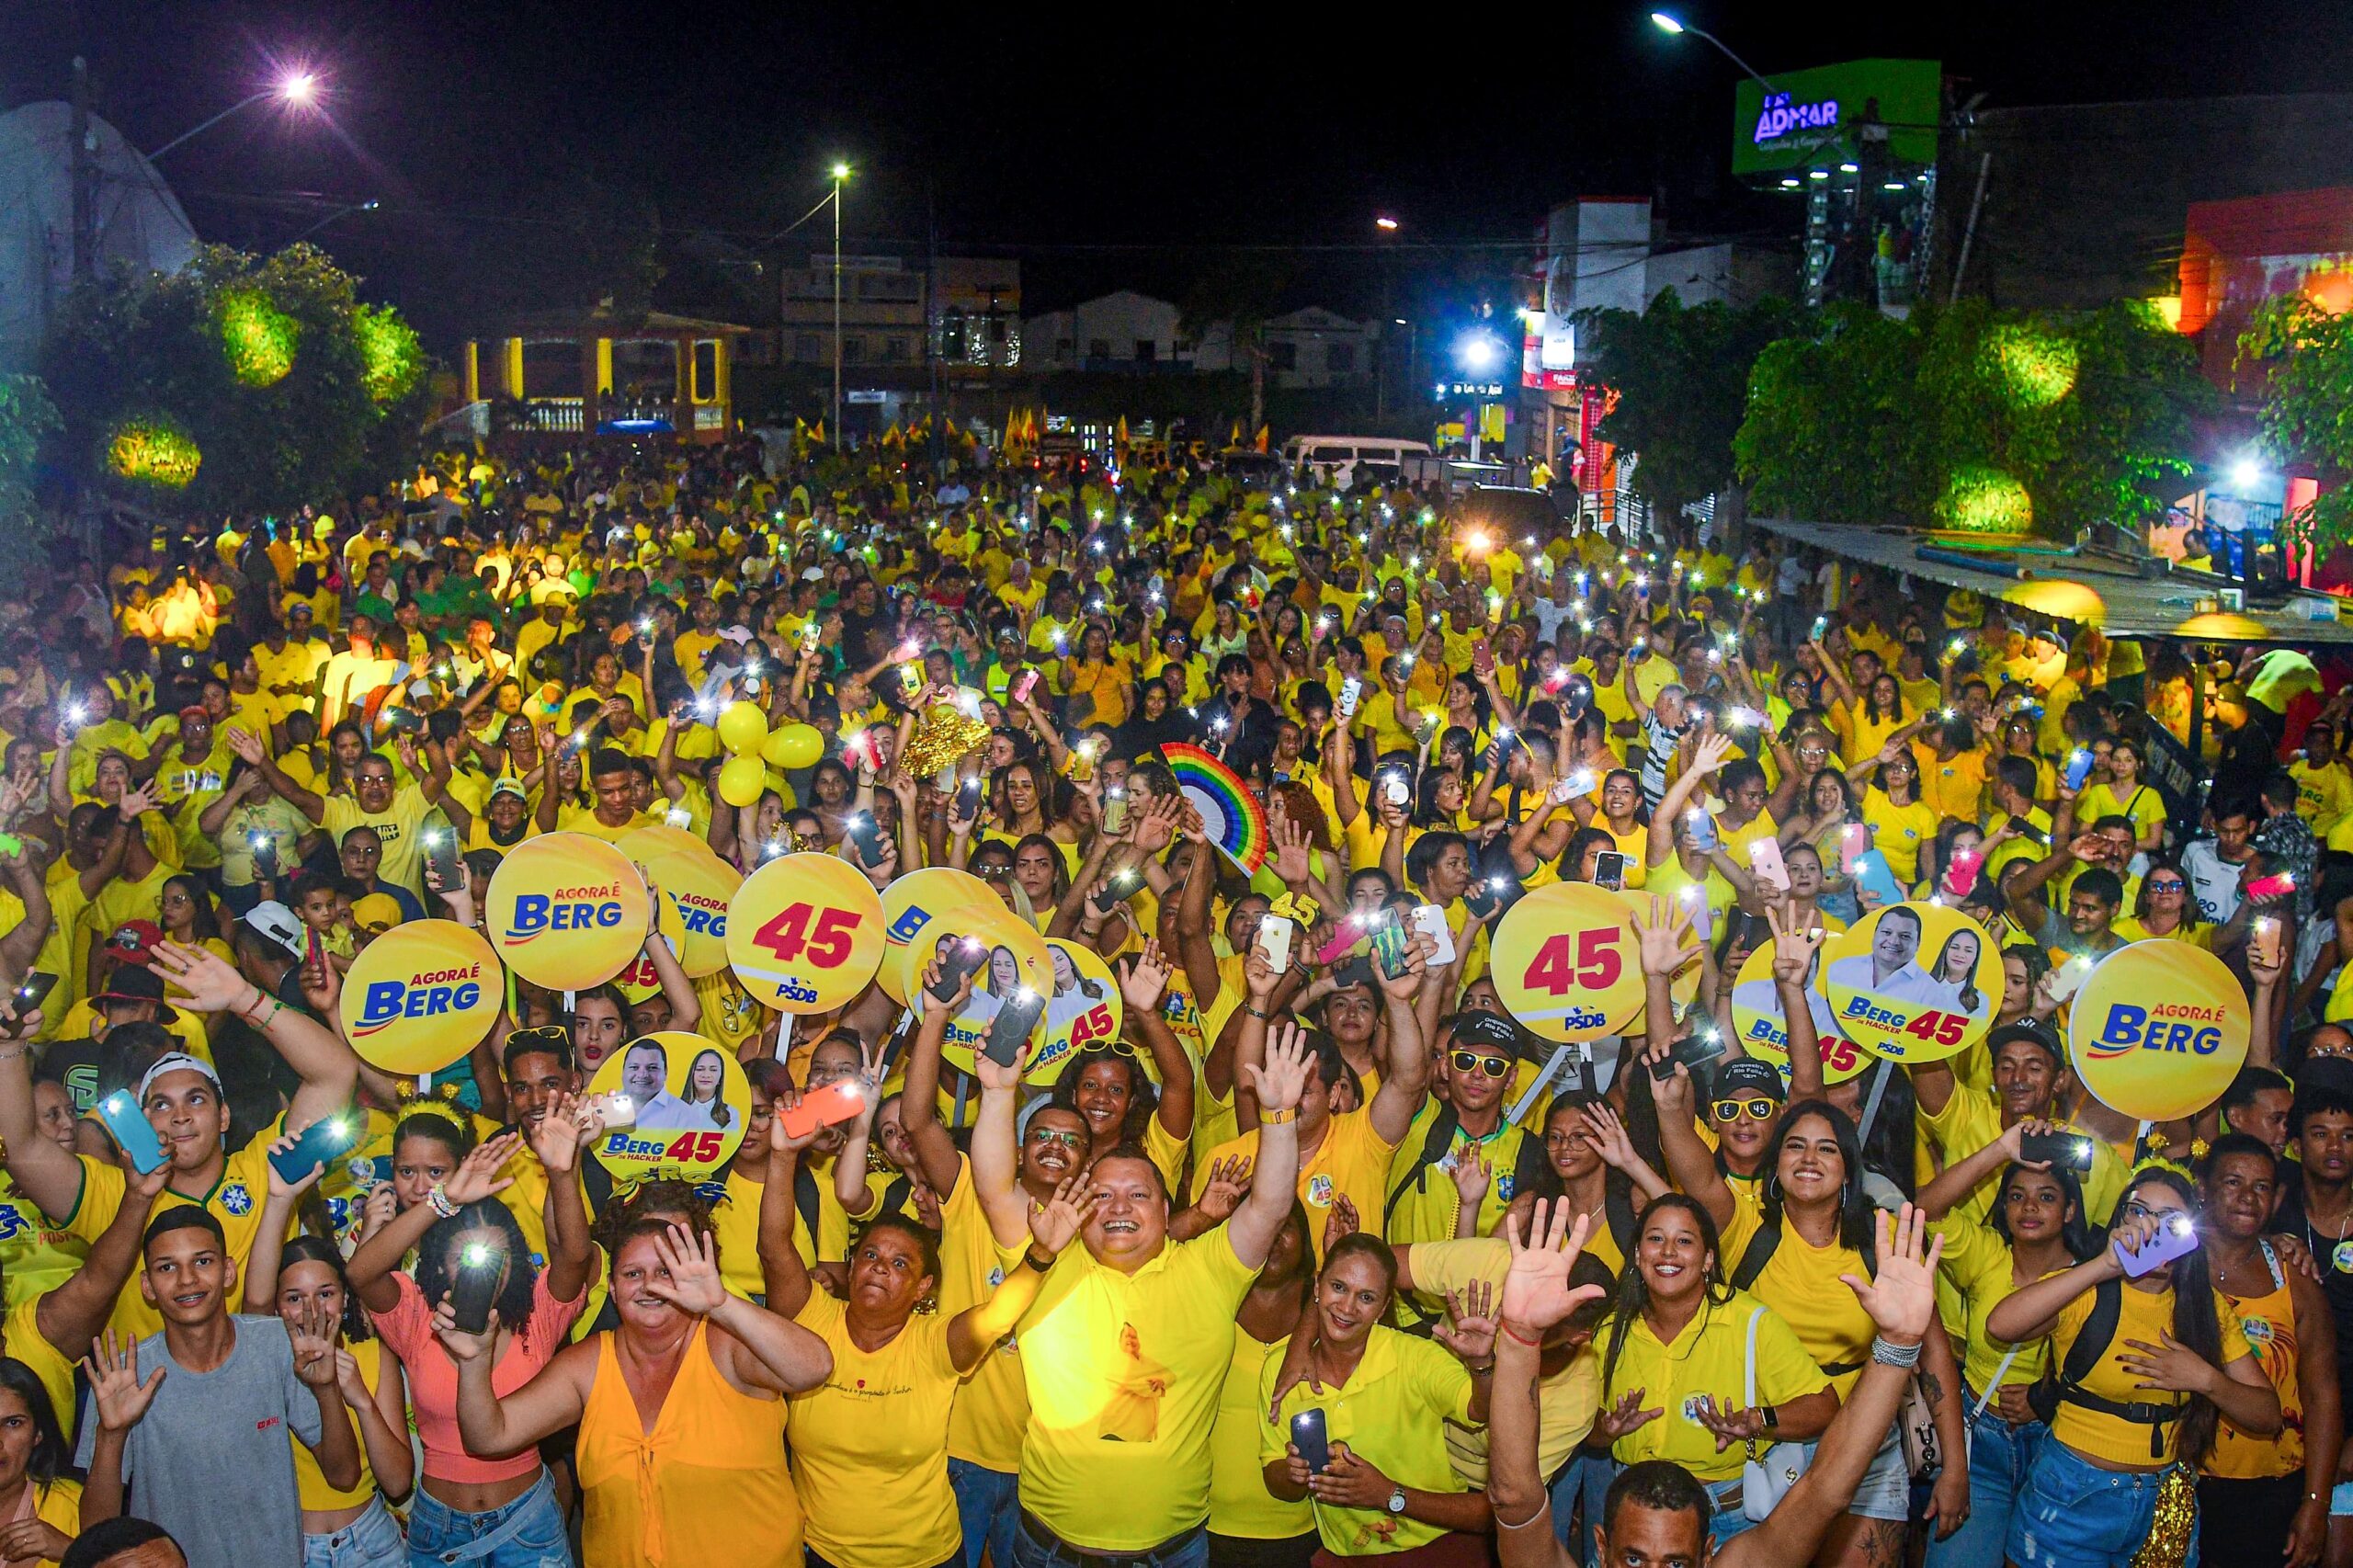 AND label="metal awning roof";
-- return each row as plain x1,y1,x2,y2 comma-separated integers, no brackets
1748,517,2353,644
